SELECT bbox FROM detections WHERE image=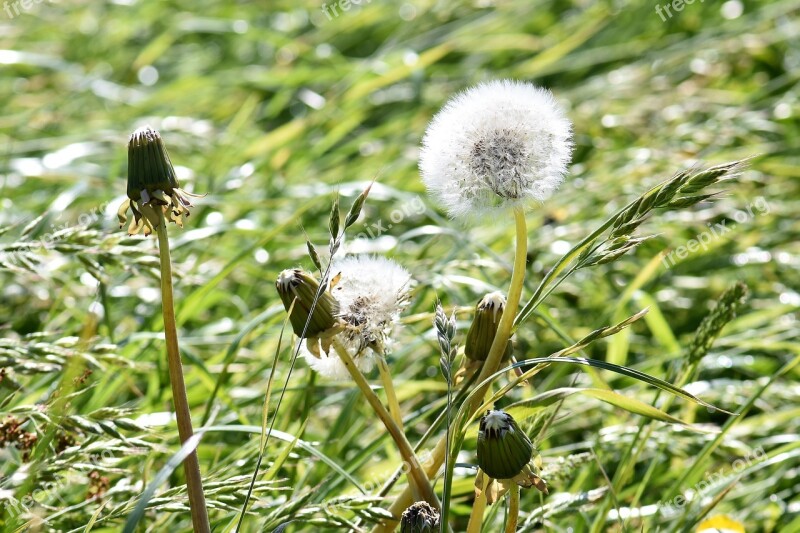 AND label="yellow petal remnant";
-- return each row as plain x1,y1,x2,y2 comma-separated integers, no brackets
118,125,203,236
